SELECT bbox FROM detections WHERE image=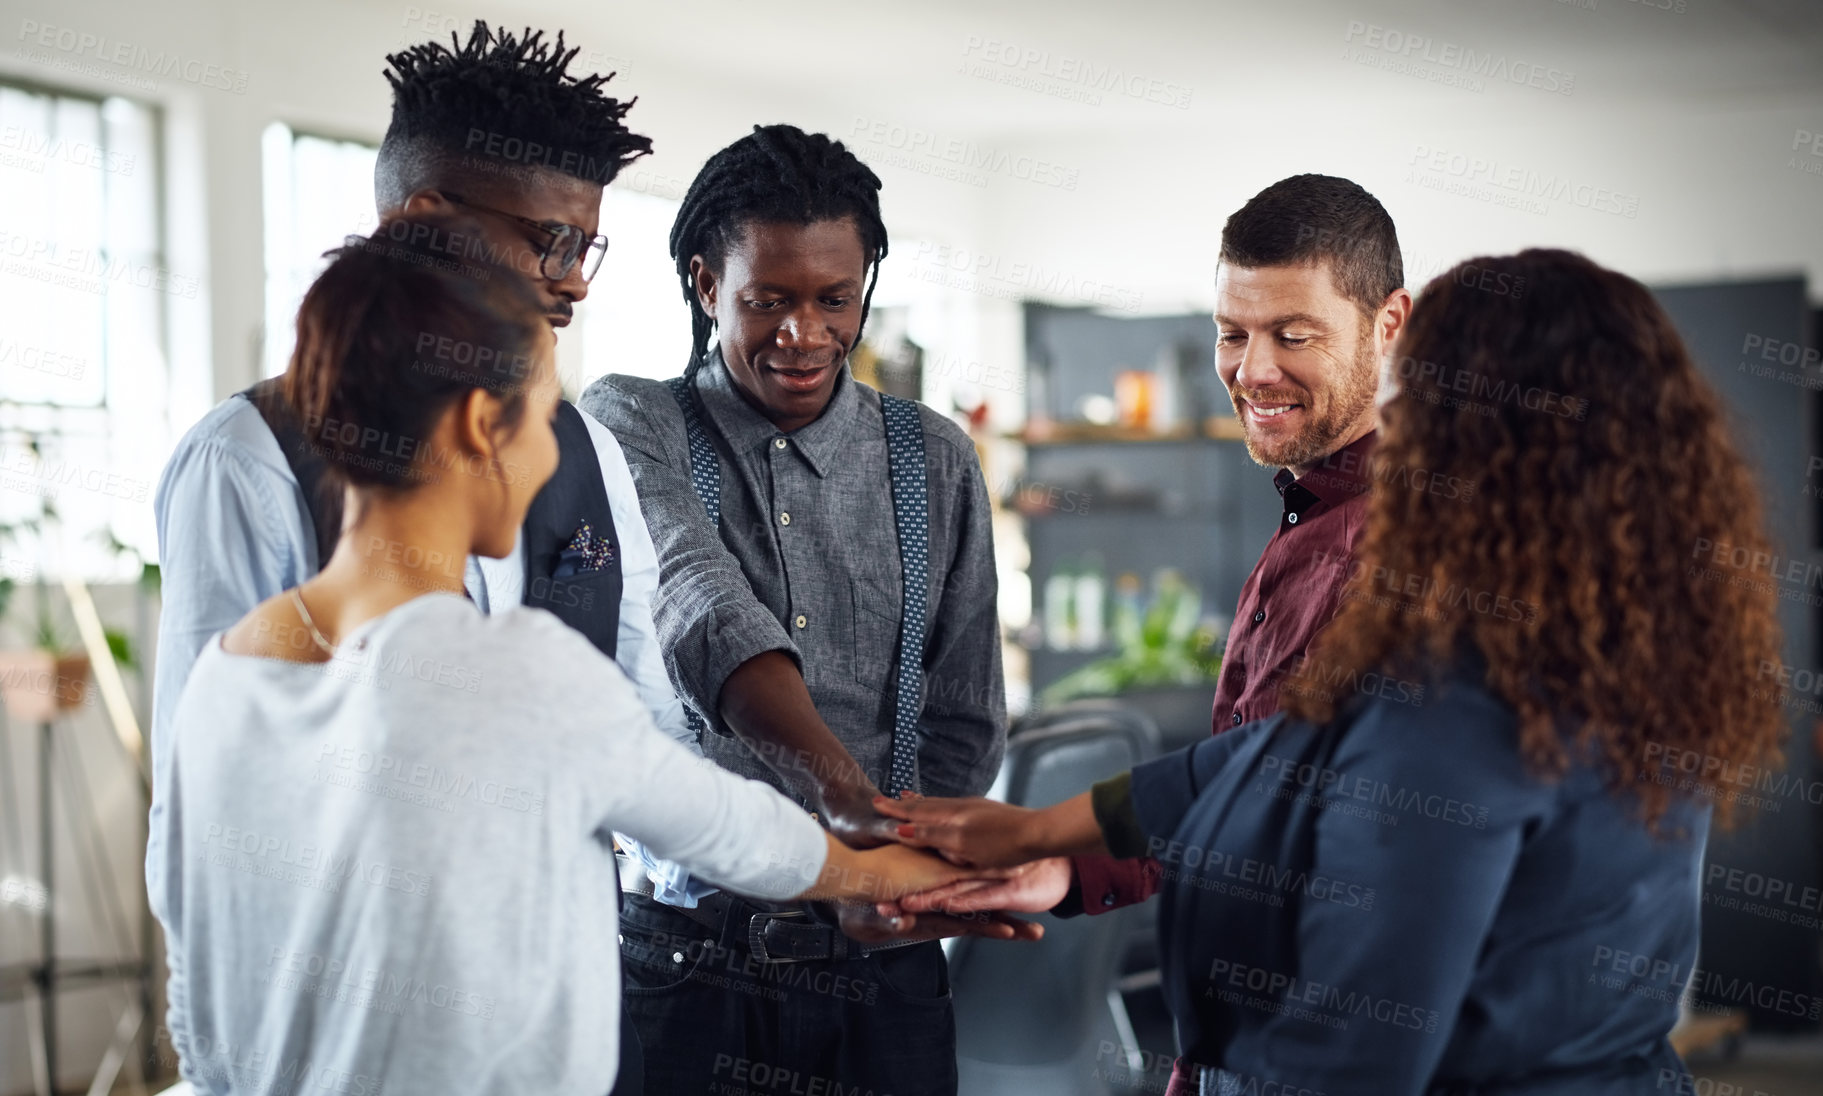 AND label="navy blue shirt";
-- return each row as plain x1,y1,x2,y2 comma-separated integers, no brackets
1115,665,1708,1094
